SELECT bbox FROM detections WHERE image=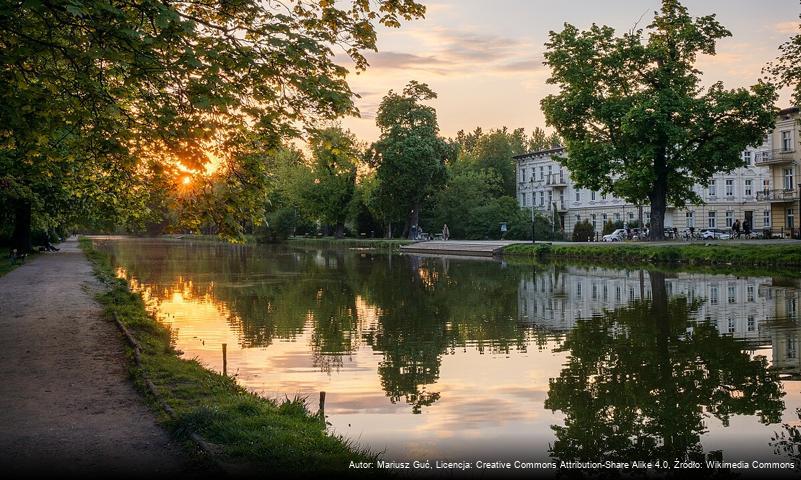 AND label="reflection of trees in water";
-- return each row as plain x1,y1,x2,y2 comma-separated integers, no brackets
546,271,785,466
103,240,791,432
102,240,528,412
